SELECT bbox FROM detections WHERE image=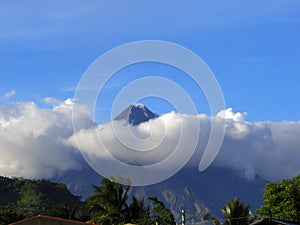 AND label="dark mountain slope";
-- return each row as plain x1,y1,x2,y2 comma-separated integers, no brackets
53,159,266,224
132,166,266,223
